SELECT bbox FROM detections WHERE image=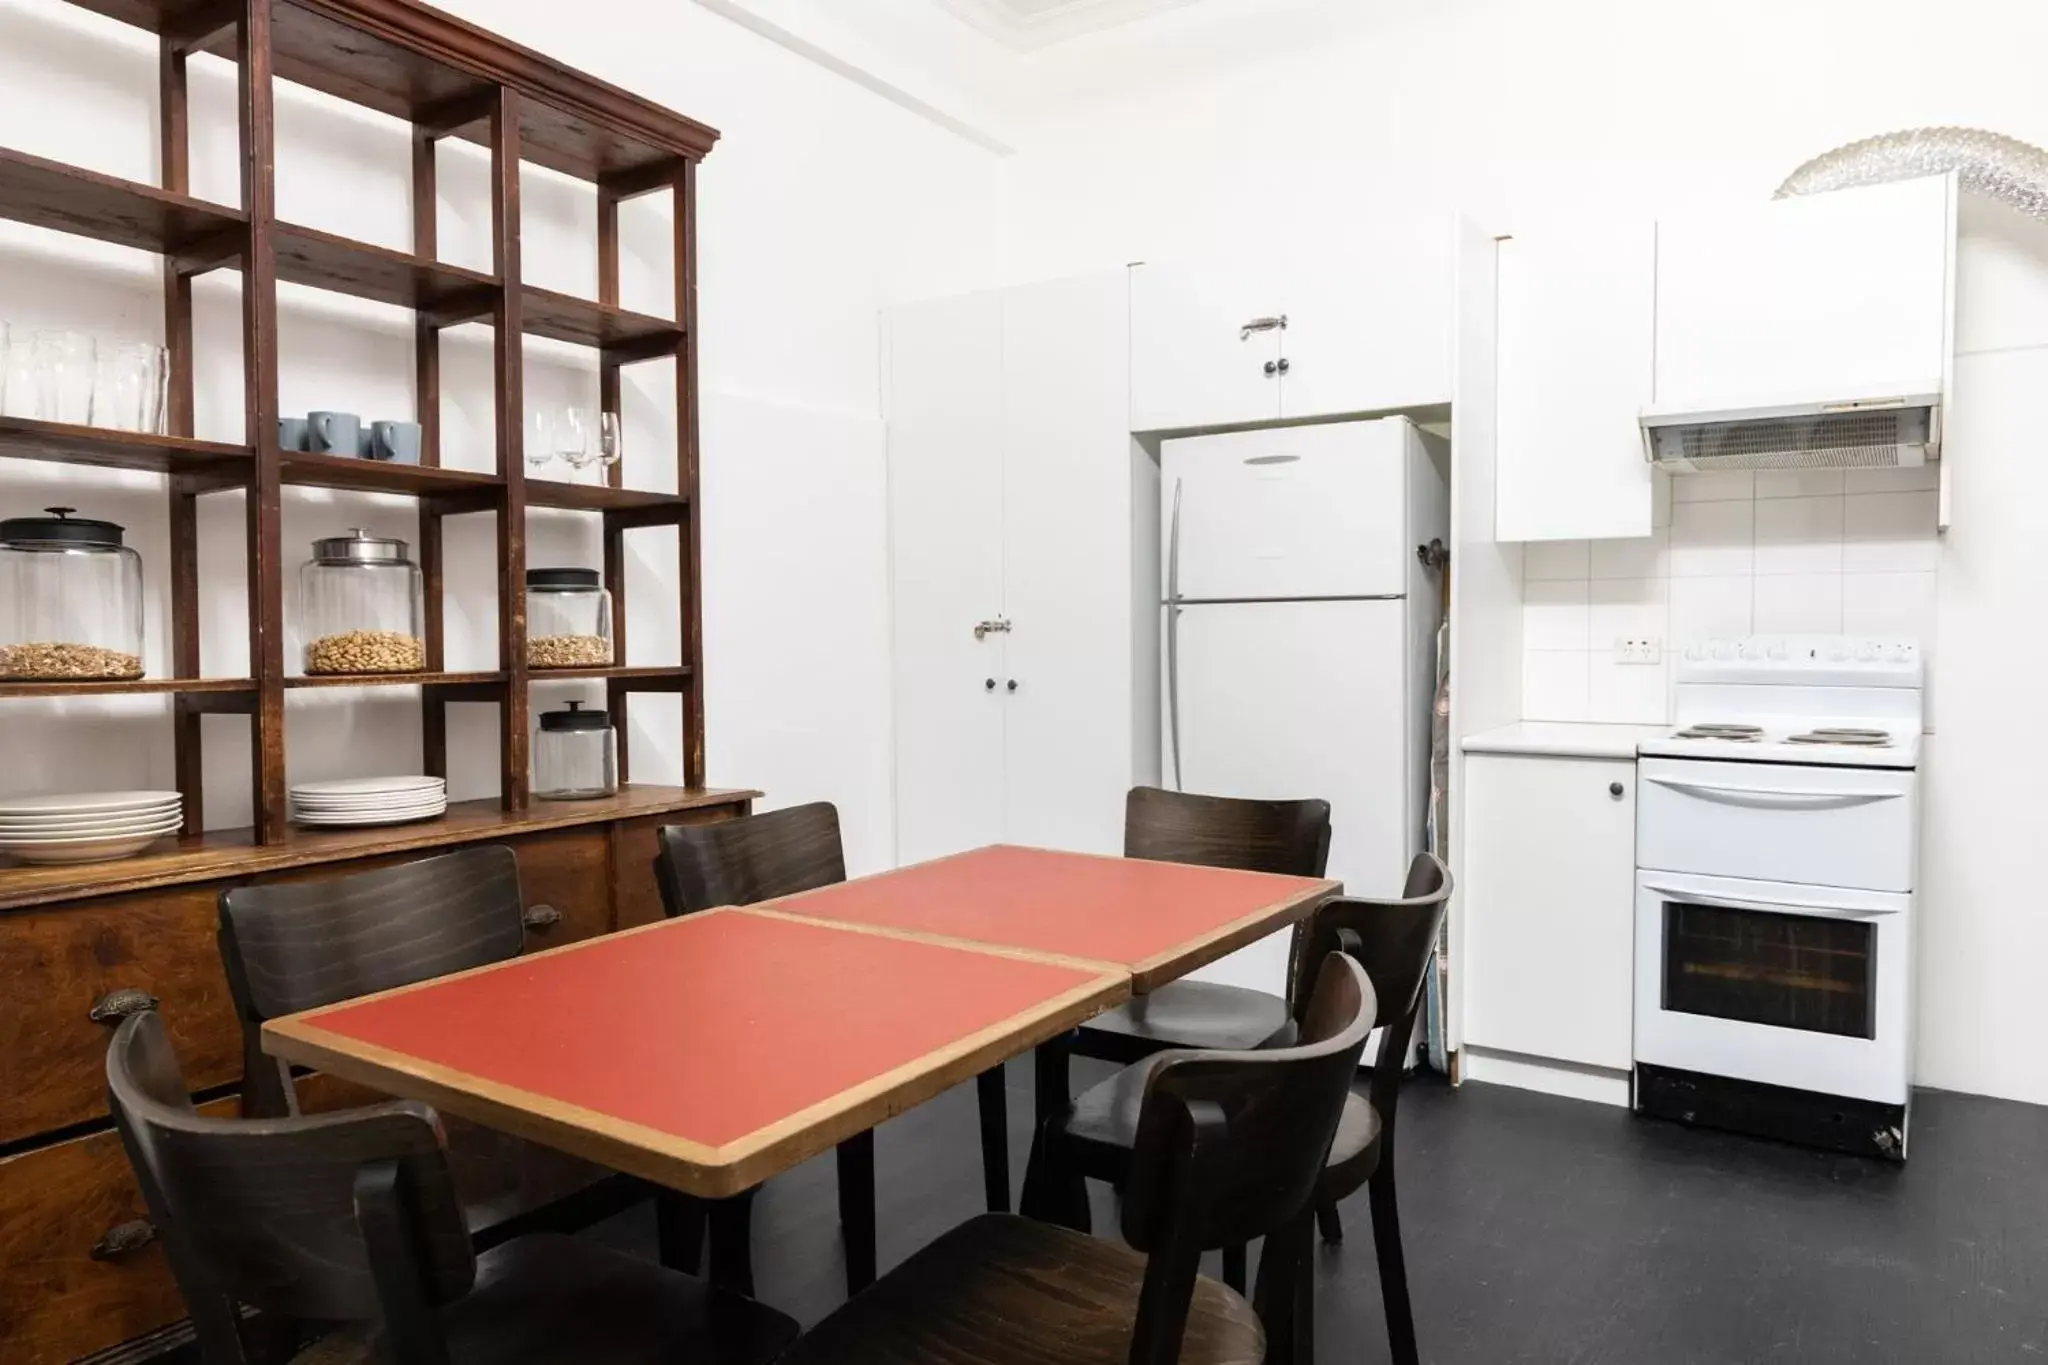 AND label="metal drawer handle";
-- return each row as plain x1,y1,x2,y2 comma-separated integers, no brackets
523,904,563,930
89,988,160,1025
91,1220,156,1260
1240,314,1287,340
